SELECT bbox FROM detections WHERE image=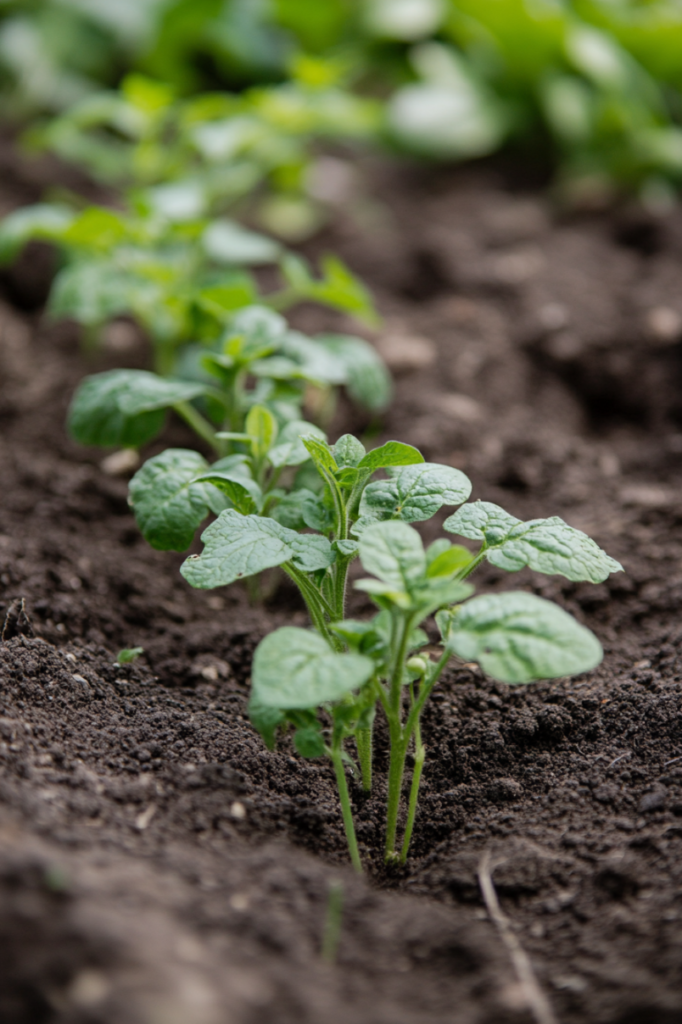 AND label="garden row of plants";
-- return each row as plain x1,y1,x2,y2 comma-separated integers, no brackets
0,1,625,871
5,0,682,199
